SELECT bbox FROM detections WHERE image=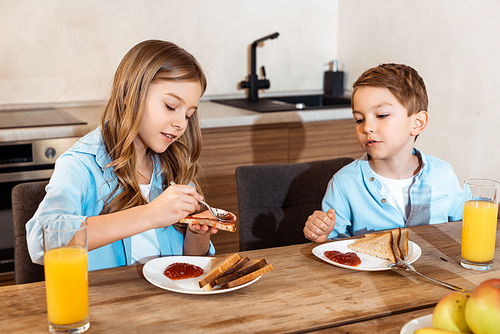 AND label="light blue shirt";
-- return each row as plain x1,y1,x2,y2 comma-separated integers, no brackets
26,127,215,271
325,149,464,239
